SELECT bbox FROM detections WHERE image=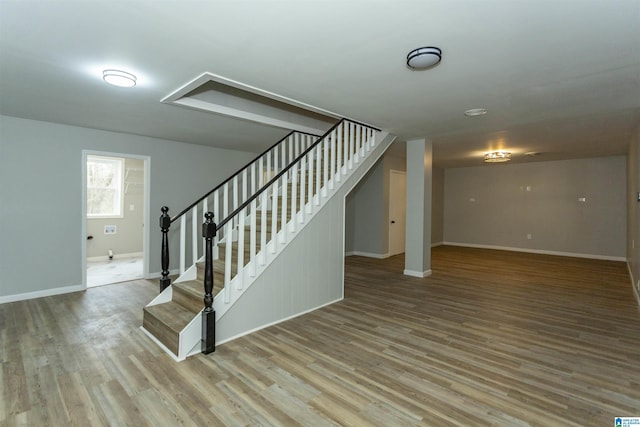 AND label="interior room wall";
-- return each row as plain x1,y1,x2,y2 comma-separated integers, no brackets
431,167,444,245
0,115,256,301
86,157,145,259
344,149,447,257
443,155,627,259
